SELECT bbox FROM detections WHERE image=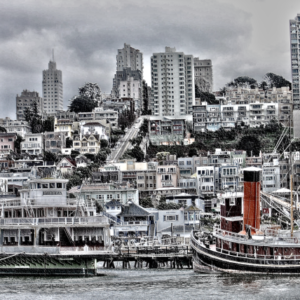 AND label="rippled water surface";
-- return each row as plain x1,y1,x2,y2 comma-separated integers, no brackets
1,267,300,299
